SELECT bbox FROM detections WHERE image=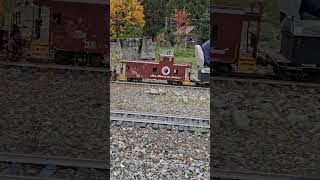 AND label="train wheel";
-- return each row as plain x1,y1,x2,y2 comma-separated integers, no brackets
276,71,291,81
89,54,104,67
76,55,88,67
55,52,71,65
213,63,232,73
295,72,311,82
